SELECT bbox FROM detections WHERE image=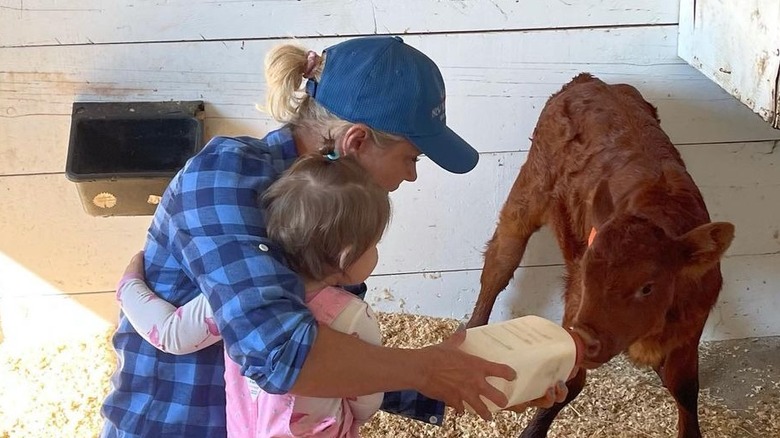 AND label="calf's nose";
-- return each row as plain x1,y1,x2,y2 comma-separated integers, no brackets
570,325,601,359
